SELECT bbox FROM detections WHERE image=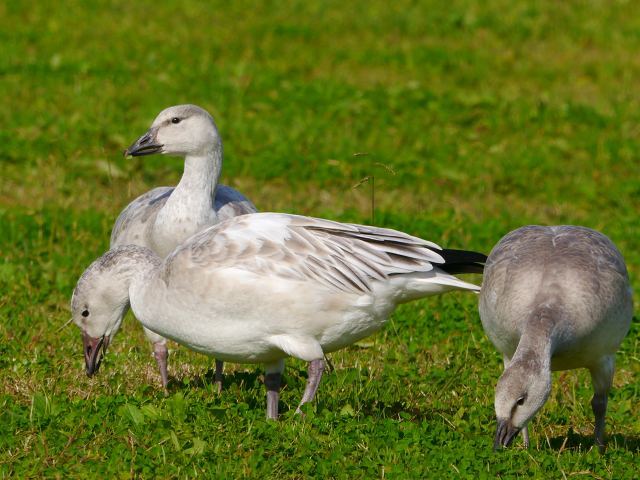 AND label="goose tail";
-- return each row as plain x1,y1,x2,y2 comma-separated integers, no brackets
391,248,487,302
